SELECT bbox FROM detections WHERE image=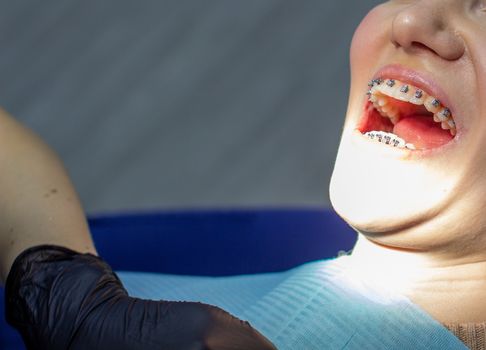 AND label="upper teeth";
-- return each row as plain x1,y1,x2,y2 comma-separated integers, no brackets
368,78,456,136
